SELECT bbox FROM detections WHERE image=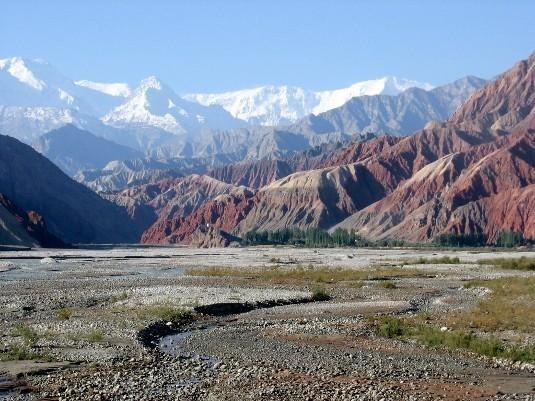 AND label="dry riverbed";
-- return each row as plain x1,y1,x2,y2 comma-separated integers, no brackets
1,246,535,400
